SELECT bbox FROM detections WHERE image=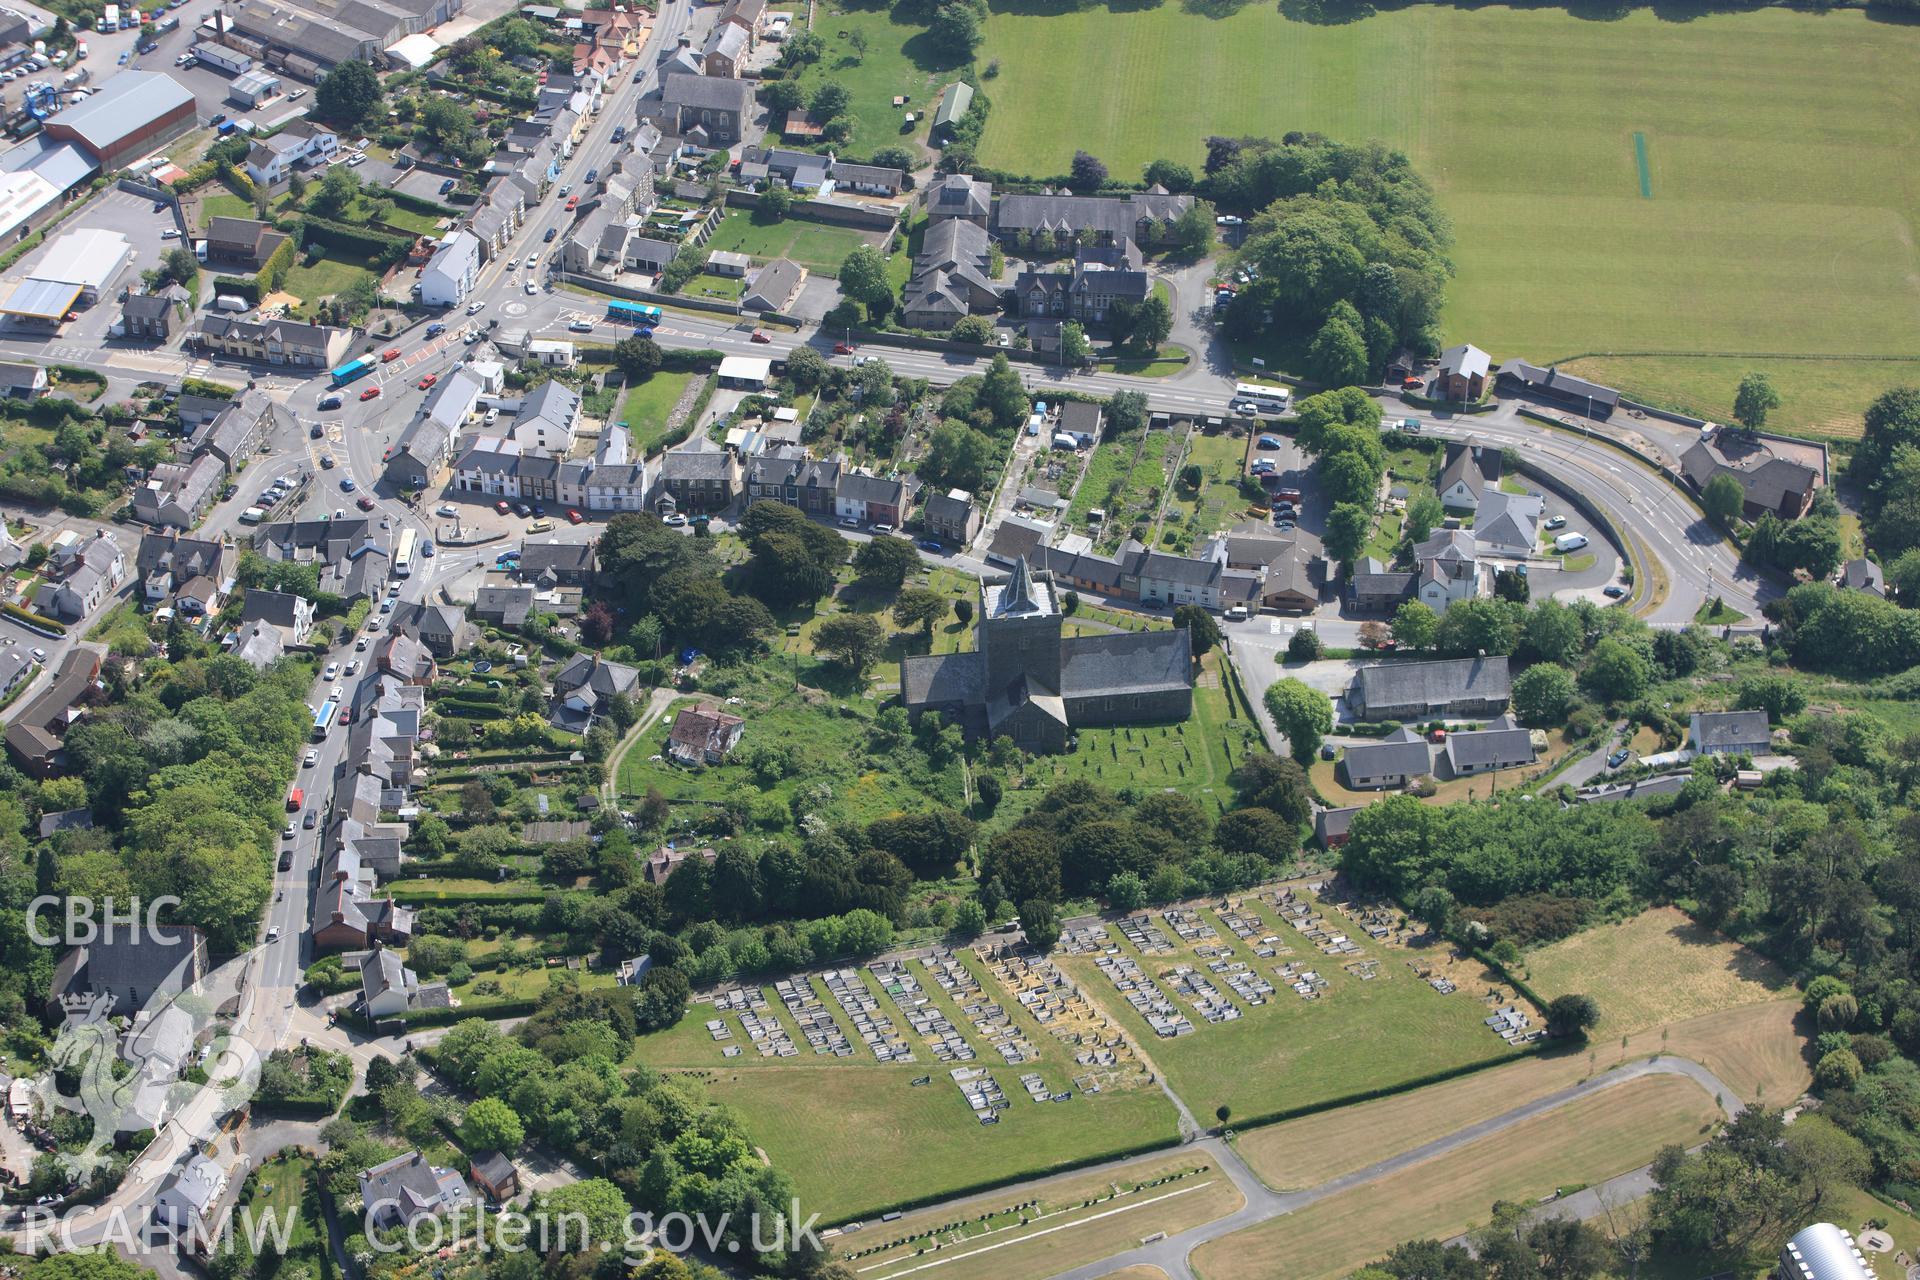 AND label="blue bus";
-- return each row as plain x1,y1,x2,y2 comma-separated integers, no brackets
311,698,339,740
607,300,662,328
330,356,377,388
